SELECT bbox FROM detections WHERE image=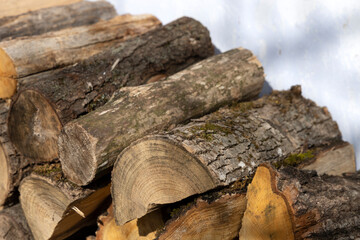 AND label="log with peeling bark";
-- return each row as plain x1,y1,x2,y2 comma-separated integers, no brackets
111,86,342,225
7,16,214,163
0,1,116,42
58,47,264,186
0,204,33,240
19,164,110,240
0,0,82,18
0,13,161,98
95,204,164,240
239,164,360,240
